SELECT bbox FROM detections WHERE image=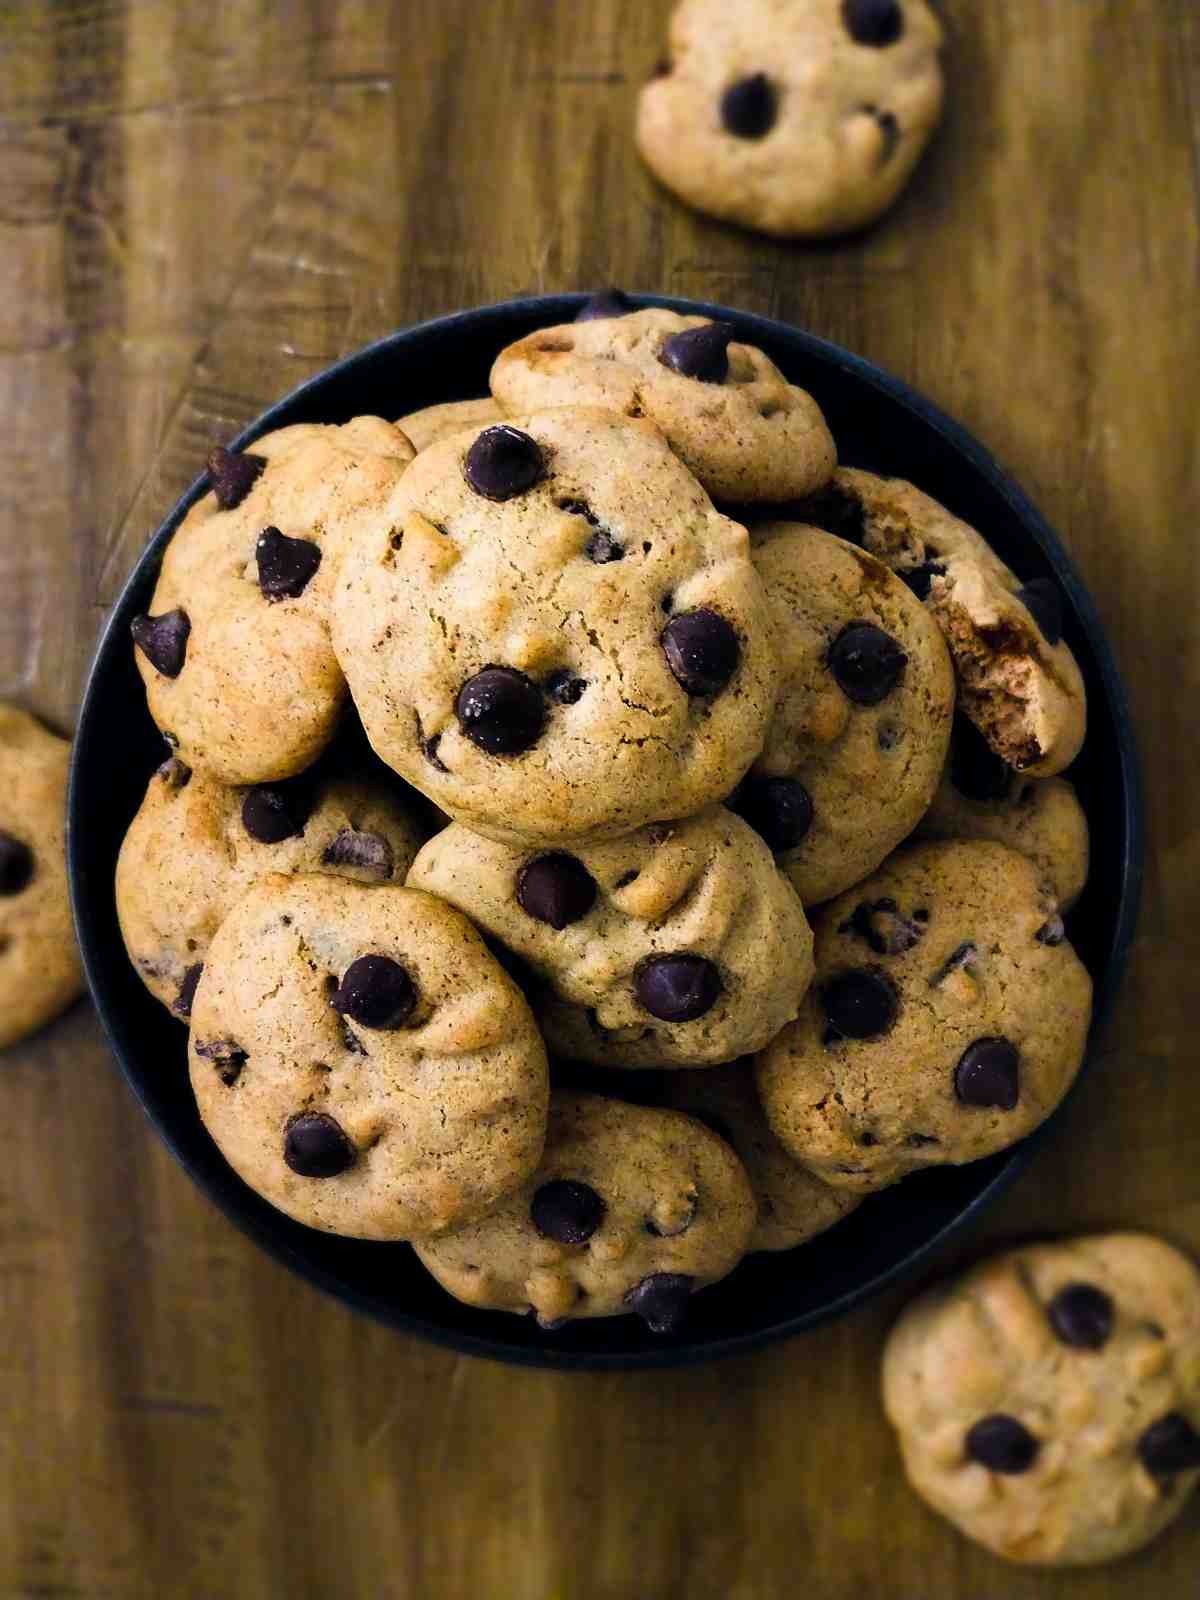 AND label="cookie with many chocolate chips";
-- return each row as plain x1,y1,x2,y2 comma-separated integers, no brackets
730,521,954,904
116,757,428,1017
884,1234,1200,1566
408,806,813,1067
415,1092,755,1332
133,418,415,784
636,0,944,239
756,839,1092,1192
489,309,835,503
0,705,83,1049
333,408,779,846
395,397,502,455
188,874,549,1240
799,469,1087,776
